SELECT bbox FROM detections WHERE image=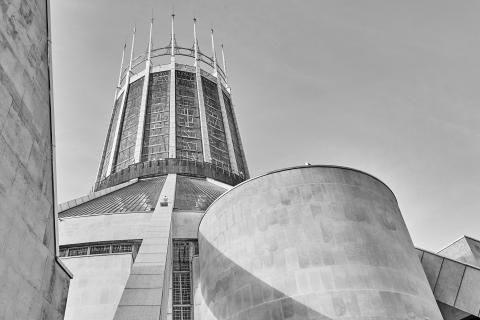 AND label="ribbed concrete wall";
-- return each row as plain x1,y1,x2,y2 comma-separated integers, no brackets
0,0,70,319
198,166,442,320
62,254,132,320
417,248,480,317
